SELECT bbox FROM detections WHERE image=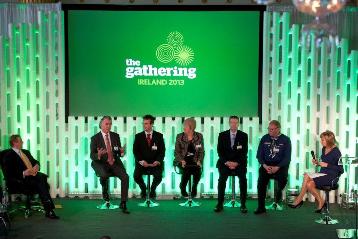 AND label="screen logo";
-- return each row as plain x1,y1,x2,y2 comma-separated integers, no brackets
156,31,195,66
125,31,197,85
